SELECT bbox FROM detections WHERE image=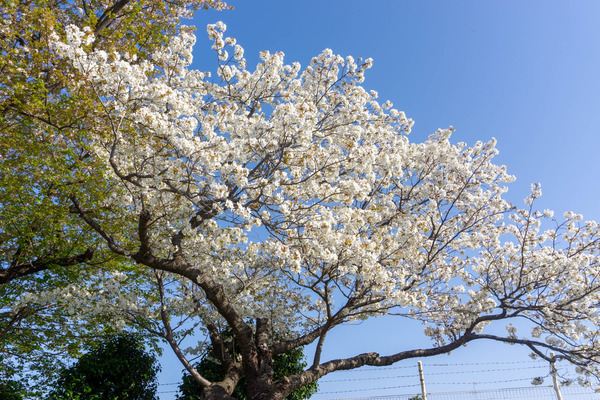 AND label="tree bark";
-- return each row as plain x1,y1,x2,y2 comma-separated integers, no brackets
202,384,238,400
0,248,94,284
